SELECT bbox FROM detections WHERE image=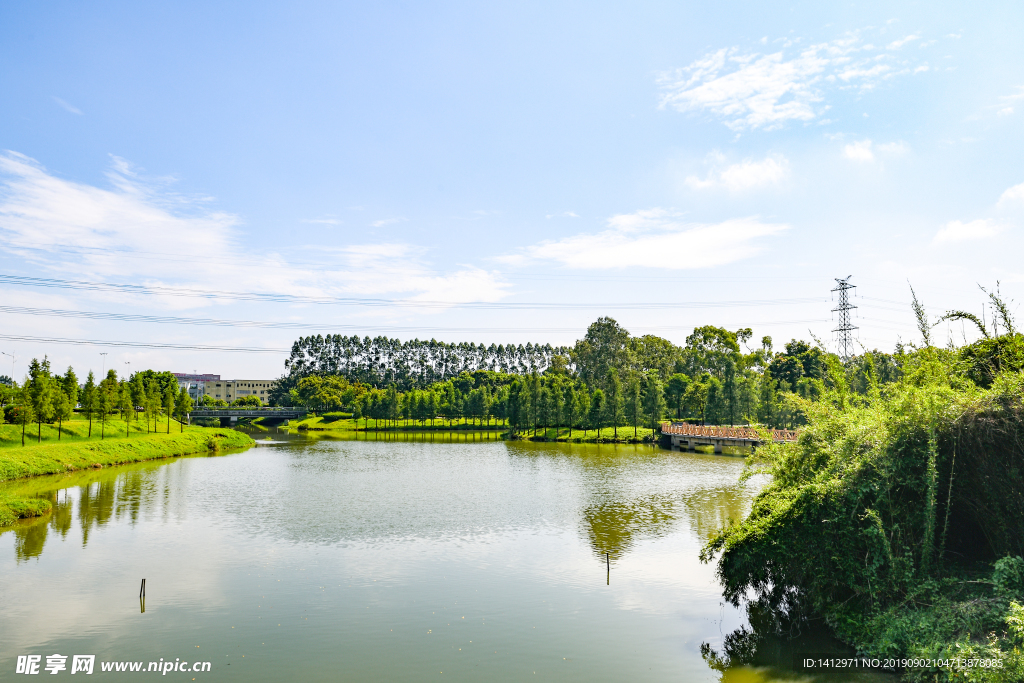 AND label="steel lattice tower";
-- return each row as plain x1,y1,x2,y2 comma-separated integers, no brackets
832,276,858,360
